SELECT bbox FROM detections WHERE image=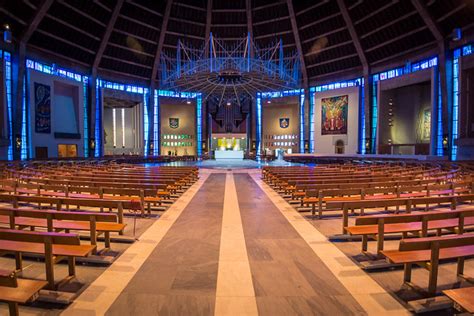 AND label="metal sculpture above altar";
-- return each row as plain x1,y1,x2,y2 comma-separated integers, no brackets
159,33,301,107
